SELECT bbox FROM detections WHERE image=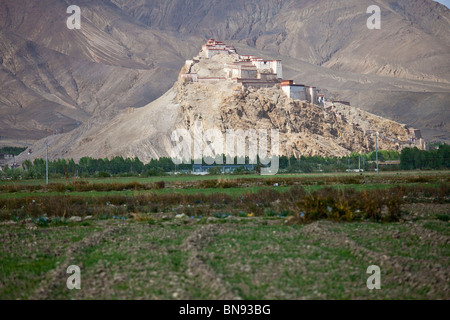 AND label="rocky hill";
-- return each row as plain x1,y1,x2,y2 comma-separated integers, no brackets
13,44,426,164
1,0,449,151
